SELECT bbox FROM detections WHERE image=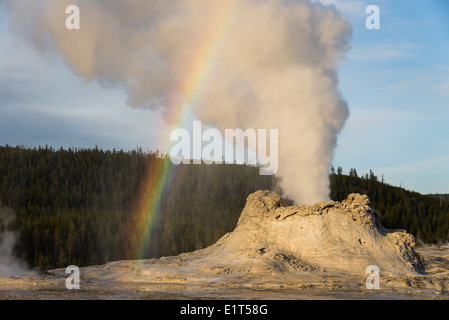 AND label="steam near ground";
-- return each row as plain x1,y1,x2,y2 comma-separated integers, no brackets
0,206,31,276
2,0,351,204
0,231,30,276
